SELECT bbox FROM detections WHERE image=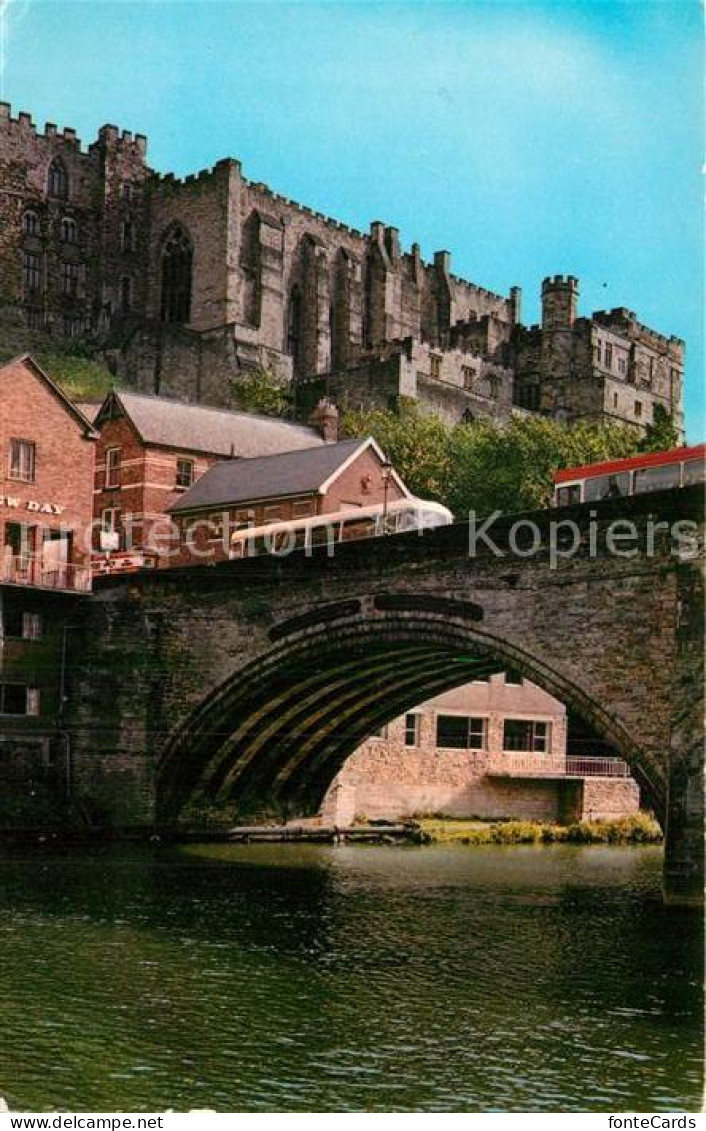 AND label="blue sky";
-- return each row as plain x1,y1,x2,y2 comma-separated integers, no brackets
2,0,703,439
